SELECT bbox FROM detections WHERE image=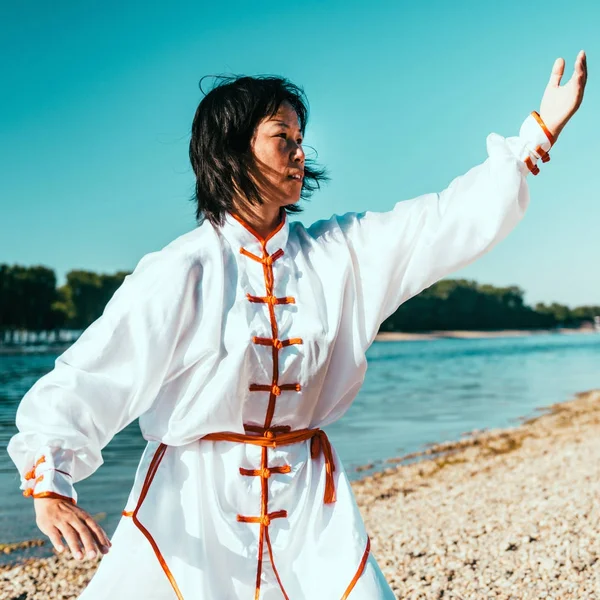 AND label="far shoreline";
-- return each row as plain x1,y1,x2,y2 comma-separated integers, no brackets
375,326,598,342
1,328,597,356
